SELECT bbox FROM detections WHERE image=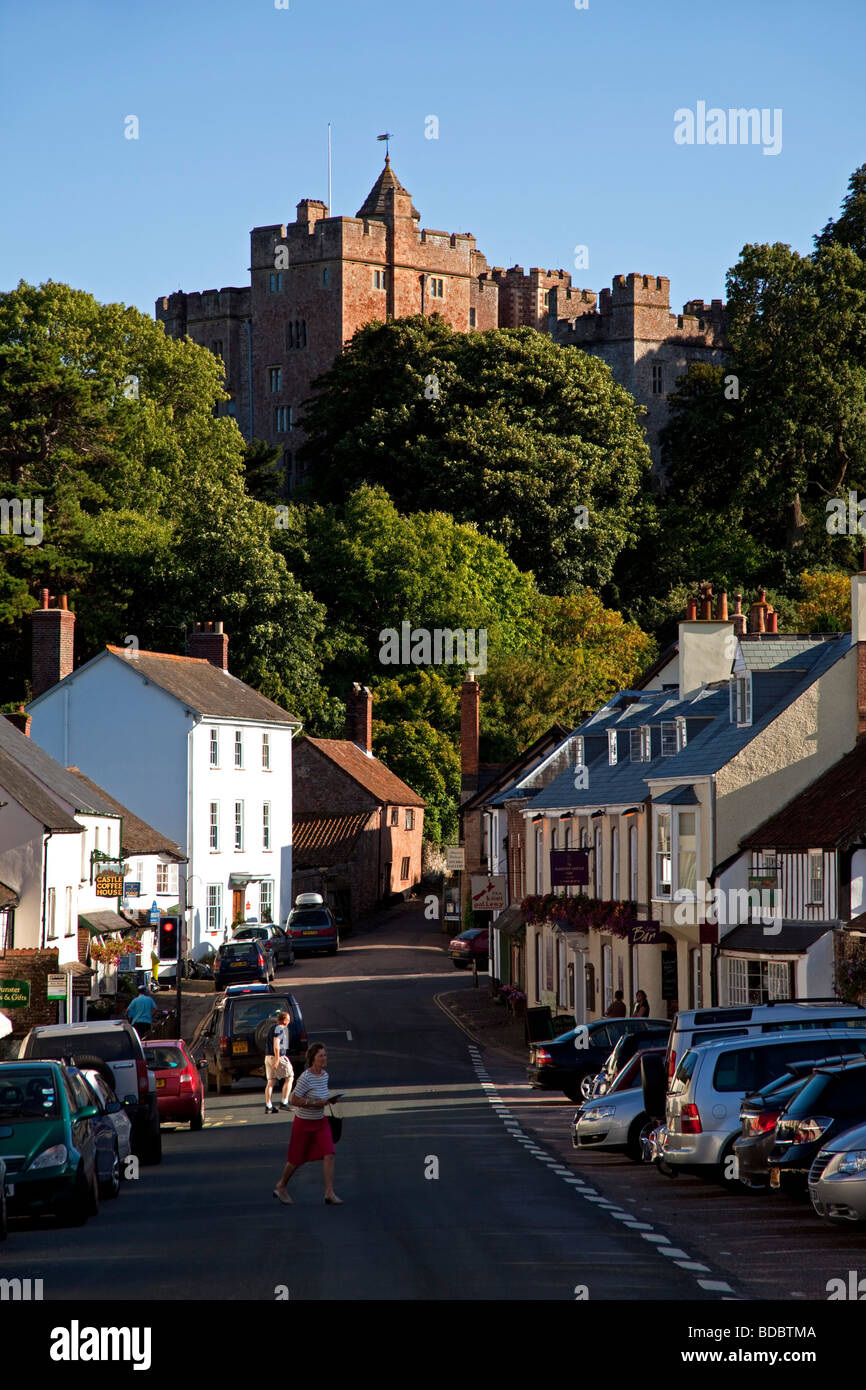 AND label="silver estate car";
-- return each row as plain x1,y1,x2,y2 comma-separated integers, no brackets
663,1028,866,1181
809,1120,866,1225
573,1047,666,1160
